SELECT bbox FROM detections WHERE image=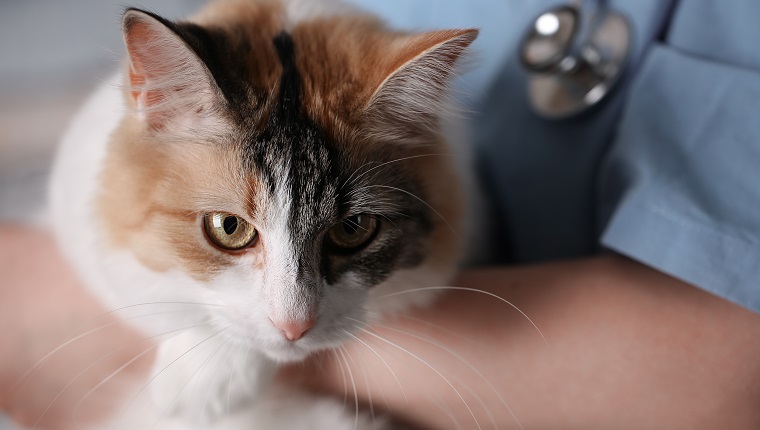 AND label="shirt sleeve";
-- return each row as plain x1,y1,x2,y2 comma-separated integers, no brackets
599,1,760,313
